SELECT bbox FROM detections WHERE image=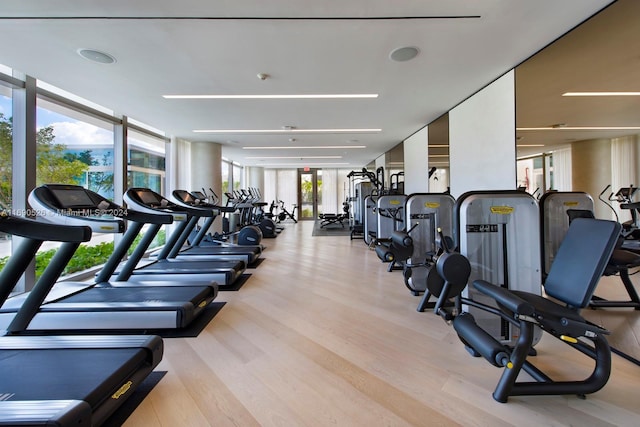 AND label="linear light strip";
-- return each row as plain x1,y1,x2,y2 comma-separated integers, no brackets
517,126,640,131
562,92,640,97
194,128,381,133
260,163,351,166
243,145,365,150
246,156,342,159
1,16,481,21
165,94,378,99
